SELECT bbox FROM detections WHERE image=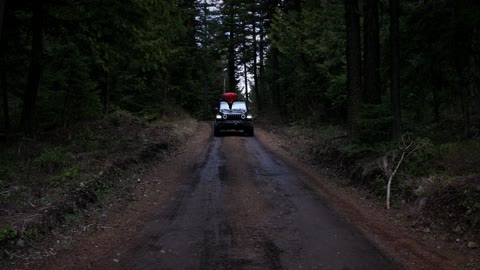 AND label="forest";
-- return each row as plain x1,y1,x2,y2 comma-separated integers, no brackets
0,0,480,262
0,0,479,139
